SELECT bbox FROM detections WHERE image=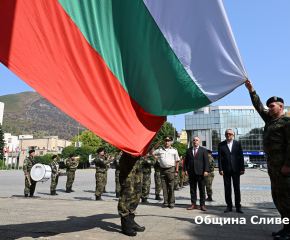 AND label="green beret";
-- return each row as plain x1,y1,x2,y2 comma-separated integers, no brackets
29,150,35,154
266,96,284,107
